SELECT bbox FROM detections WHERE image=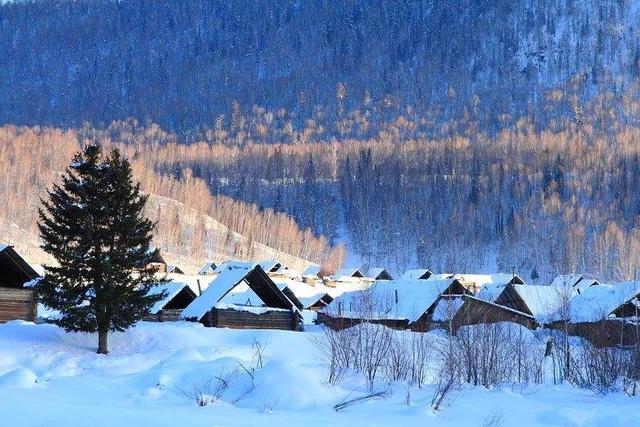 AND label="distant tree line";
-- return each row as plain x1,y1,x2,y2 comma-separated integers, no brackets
83,98,640,283
0,126,339,269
